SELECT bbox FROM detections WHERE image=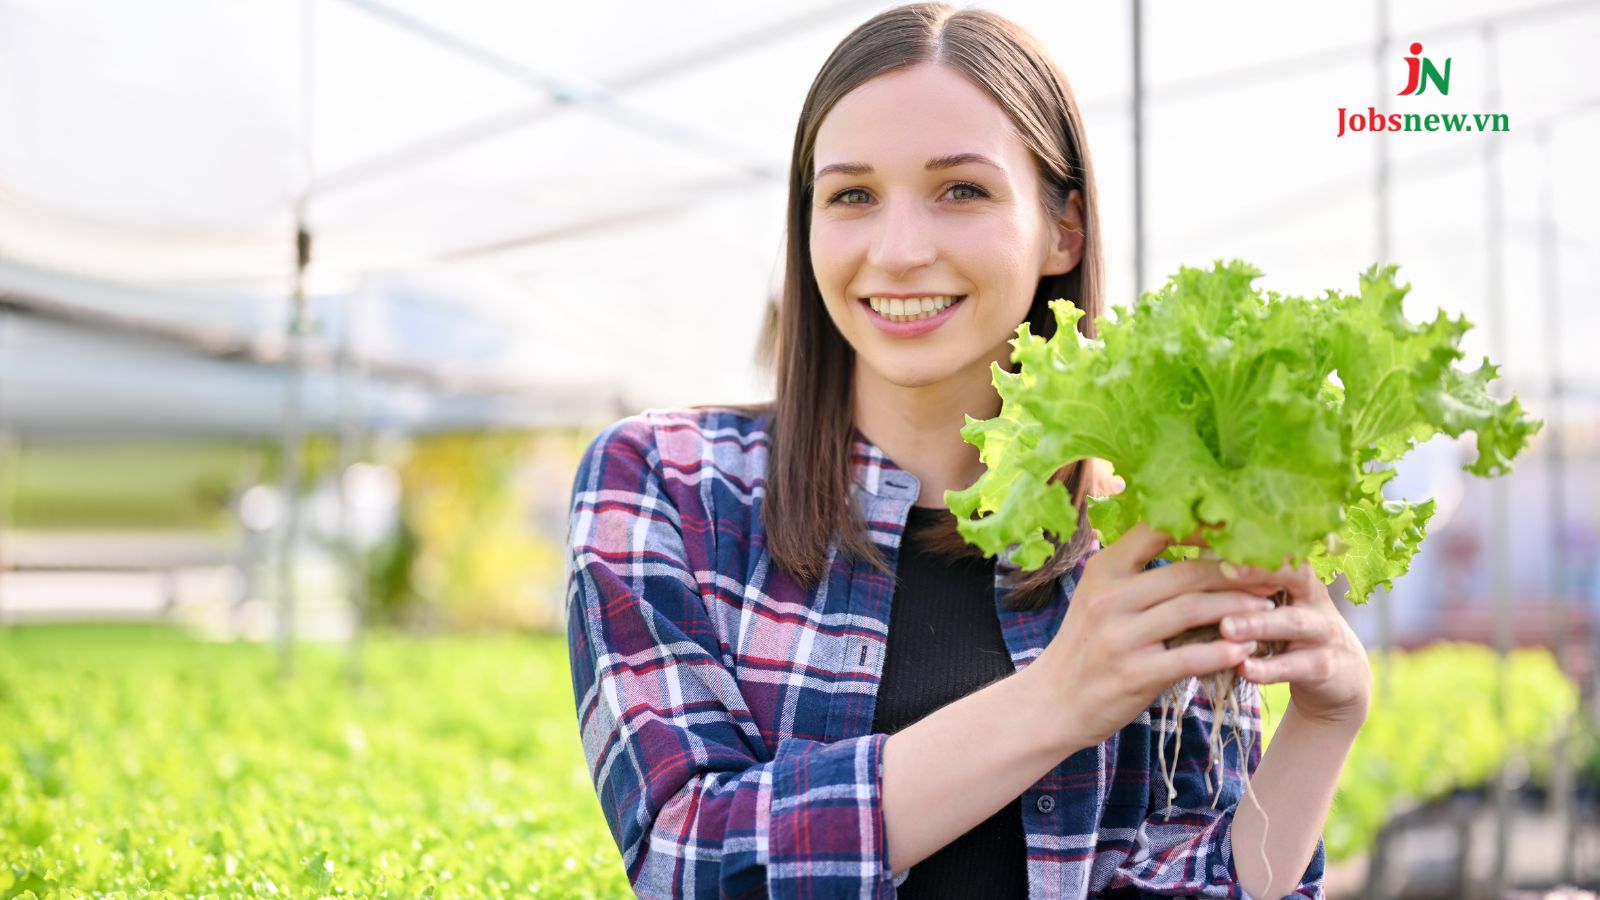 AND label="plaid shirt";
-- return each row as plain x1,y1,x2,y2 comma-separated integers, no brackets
565,406,1326,899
